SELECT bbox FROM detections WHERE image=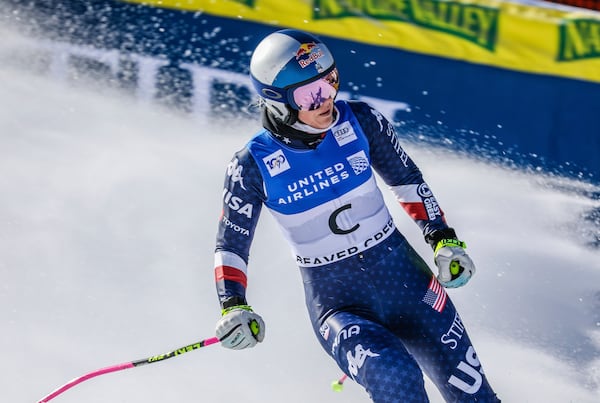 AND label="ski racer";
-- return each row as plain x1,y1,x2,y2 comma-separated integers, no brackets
213,29,500,402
